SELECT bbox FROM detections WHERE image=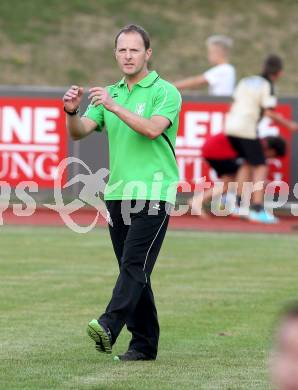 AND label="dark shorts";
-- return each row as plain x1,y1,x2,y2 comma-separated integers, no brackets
227,136,266,166
206,158,240,178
